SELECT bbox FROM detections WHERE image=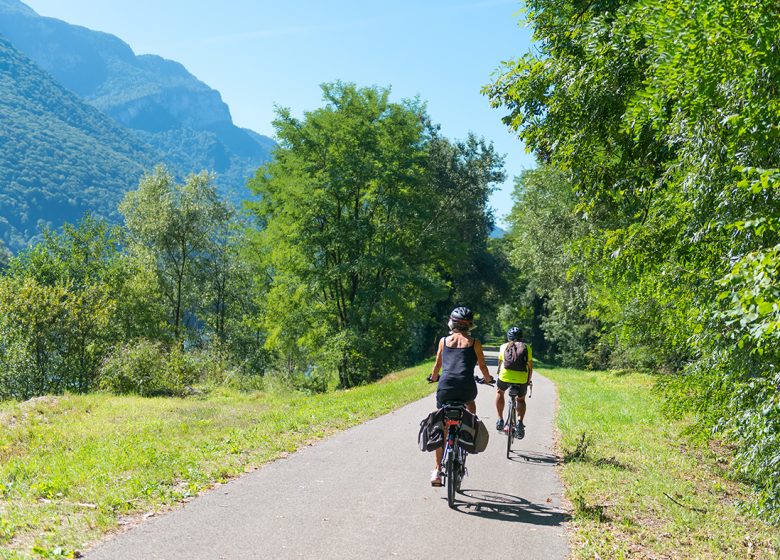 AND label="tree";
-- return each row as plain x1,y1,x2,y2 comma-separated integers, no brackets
485,0,780,520
0,215,121,395
503,167,599,365
120,166,232,341
422,134,507,350
248,82,451,387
